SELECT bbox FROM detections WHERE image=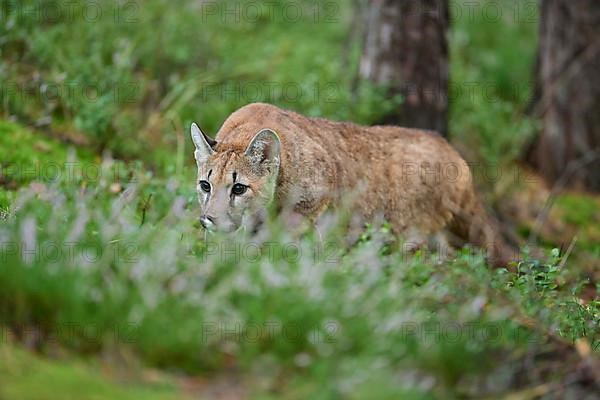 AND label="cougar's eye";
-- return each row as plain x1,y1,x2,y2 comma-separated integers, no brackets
199,180,211,193
231,183,248,196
